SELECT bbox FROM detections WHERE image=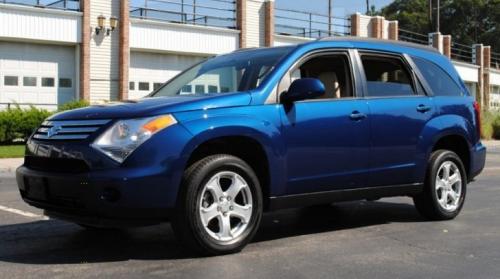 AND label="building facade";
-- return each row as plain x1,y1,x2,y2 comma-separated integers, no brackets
0,0,499,110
